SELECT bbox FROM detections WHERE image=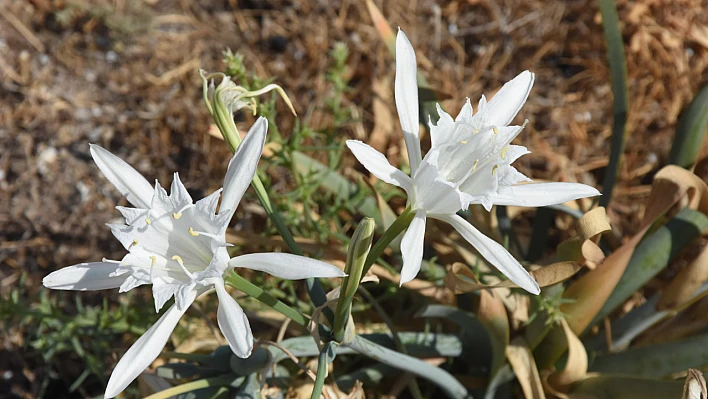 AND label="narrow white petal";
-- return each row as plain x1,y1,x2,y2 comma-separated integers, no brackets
152,278,180,313
115,206,148,226
430,104,455,148
170,172,192,210
195,188,223,216
346,140,414,195
456,98,473,122
436,214,540,294
229,253,346,279
504,145,531,164
492,182,601,207
214,280,253,358
90,144,153,209
400,209,427,285
487,71,534,127
104,293,195,398
395,30,422,174
219,117,267,218
43,262,130,291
